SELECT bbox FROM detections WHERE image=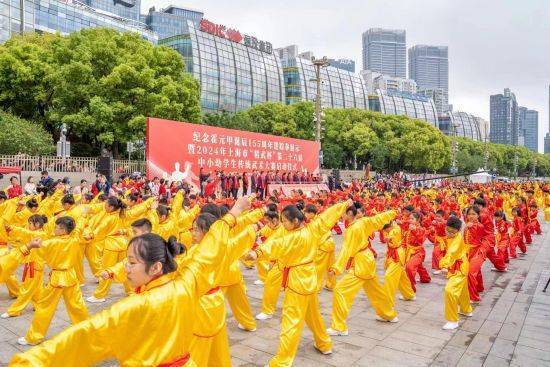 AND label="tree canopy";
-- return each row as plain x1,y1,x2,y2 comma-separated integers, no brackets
0,29,201,157
0,111,54,155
